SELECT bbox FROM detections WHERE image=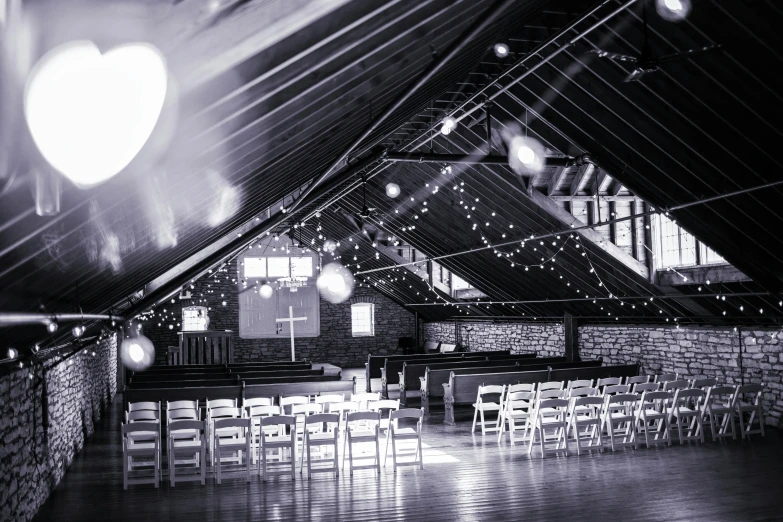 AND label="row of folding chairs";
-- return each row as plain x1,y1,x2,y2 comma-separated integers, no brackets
471,379,765,458
121,396,423,488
